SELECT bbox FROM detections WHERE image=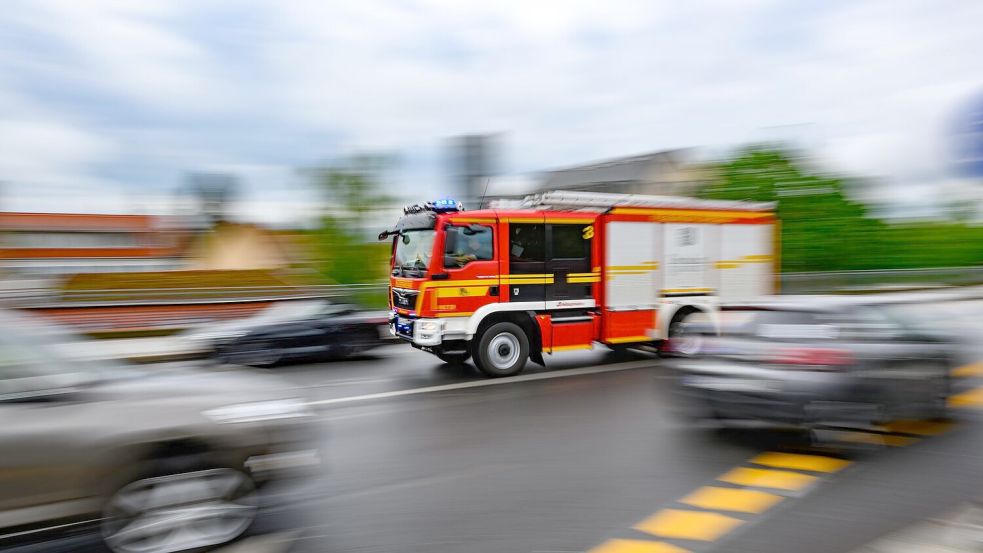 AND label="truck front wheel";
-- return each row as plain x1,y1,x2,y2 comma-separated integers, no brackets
473,322,529,377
